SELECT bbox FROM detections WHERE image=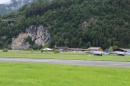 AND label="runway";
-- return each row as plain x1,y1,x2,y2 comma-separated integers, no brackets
0,58,130,68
